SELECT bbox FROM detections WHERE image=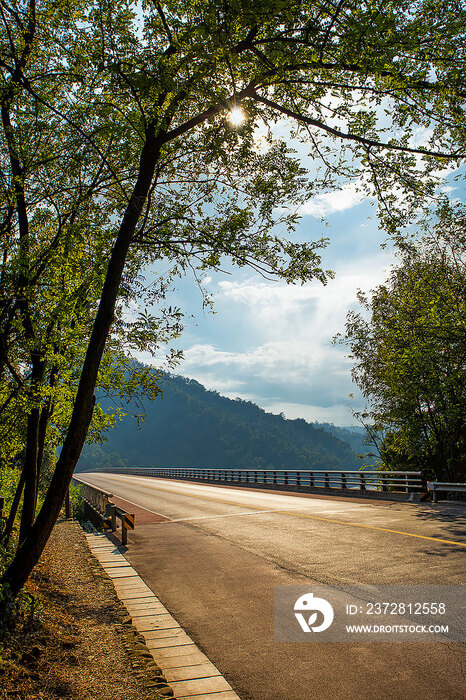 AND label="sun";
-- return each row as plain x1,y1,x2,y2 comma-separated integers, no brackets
227,107,246,127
